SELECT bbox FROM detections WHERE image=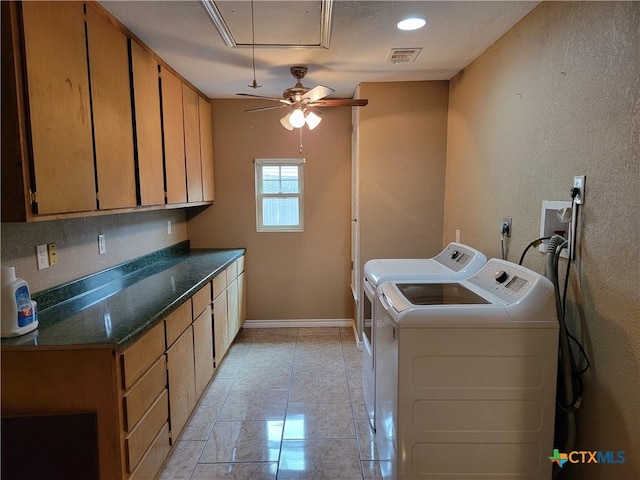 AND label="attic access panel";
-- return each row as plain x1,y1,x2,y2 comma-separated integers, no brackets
203,0,333,48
